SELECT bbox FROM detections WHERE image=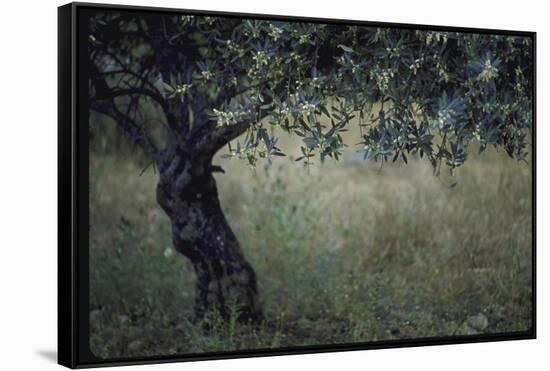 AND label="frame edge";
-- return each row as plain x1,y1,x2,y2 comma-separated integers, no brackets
58,2,77,369
62,3,537,368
